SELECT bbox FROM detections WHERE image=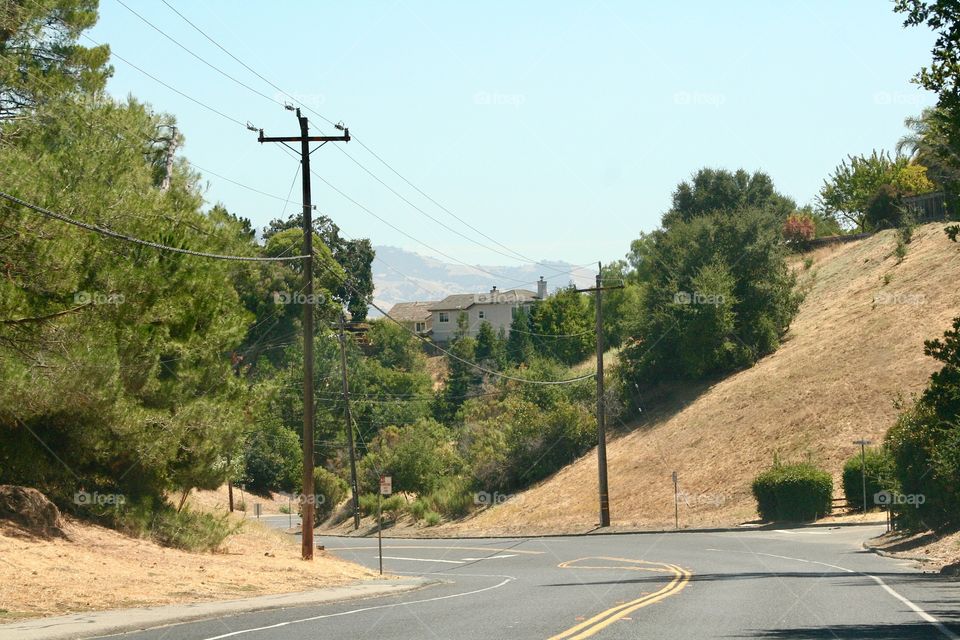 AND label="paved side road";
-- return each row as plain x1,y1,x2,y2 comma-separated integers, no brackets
26,525,960,639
